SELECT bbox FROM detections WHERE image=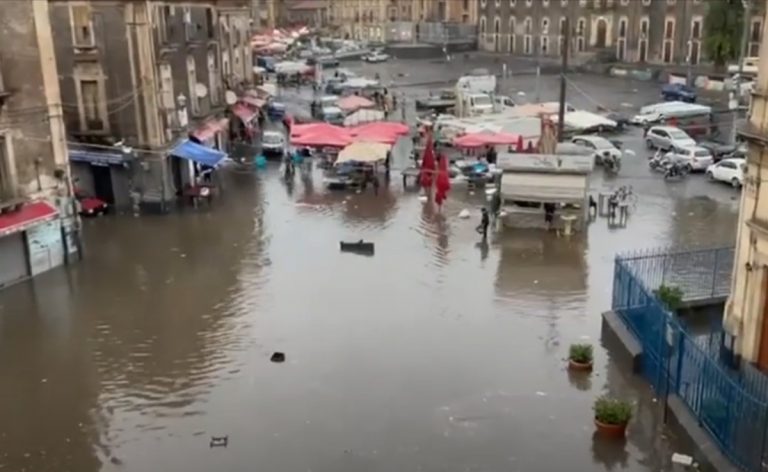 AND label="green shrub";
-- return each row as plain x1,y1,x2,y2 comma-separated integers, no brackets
593,396,633,425
656,284,684,311
569,343,594,364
